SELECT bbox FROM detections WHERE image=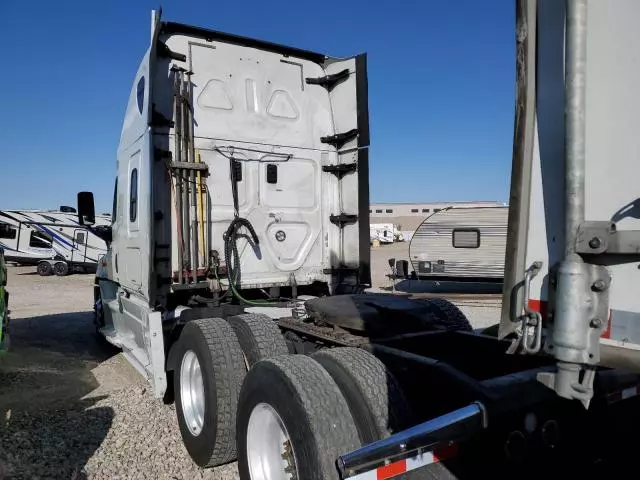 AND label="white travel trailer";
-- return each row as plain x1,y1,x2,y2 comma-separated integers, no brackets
409,205,508,280
0,209,110,275
369,223,395,244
